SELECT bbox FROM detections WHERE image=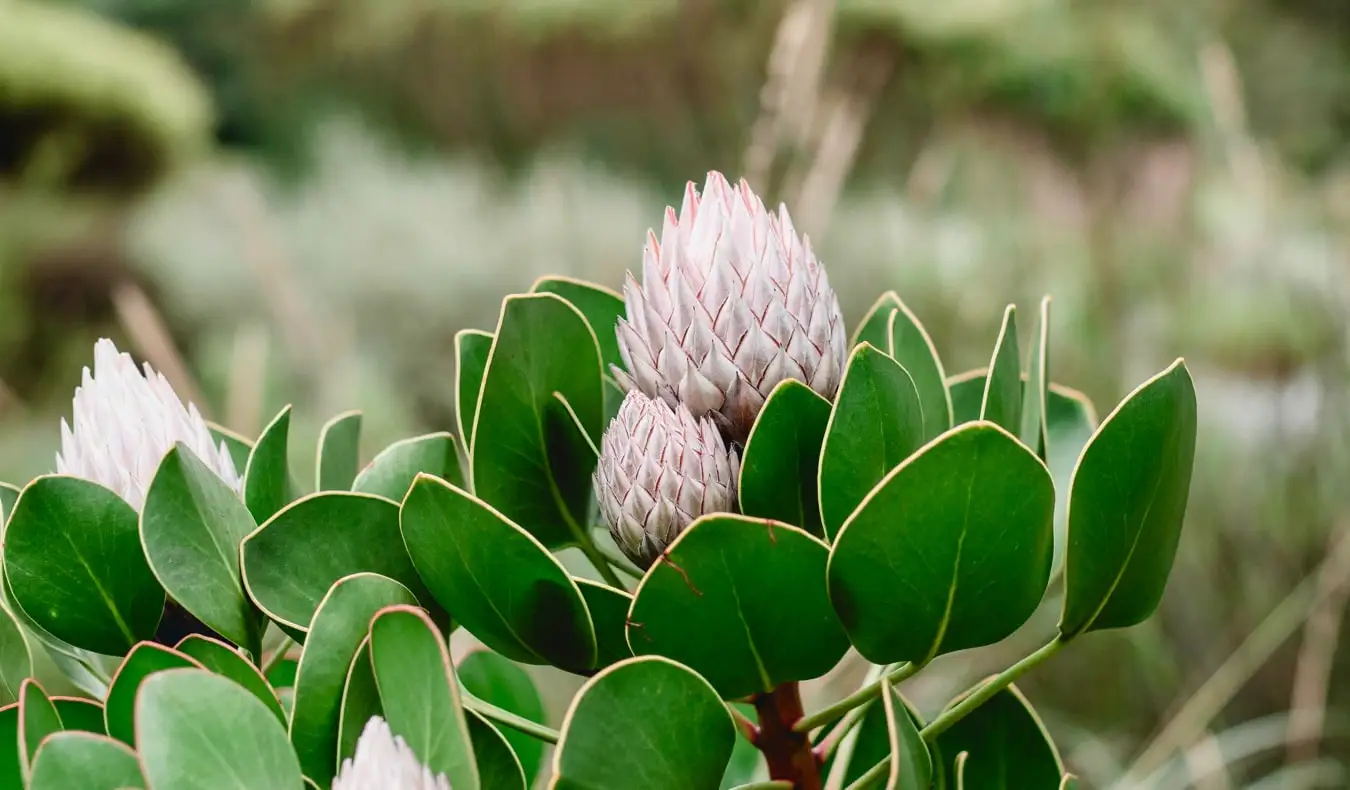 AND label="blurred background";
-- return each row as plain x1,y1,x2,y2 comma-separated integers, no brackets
3,0,1350,787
